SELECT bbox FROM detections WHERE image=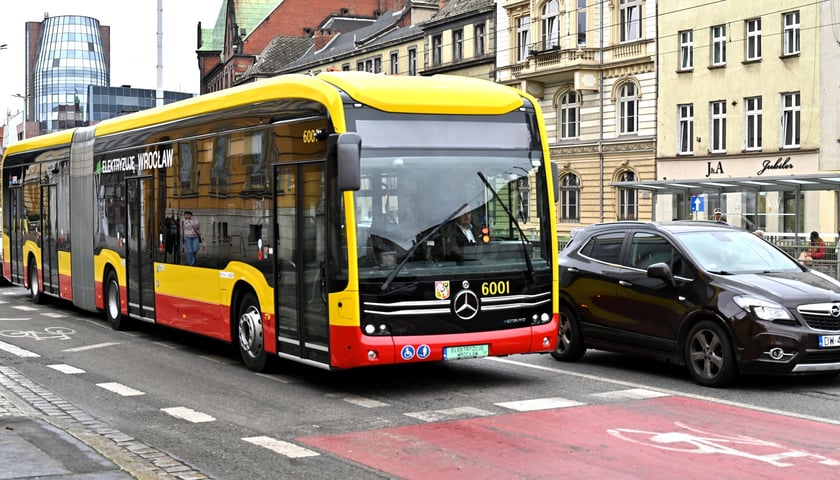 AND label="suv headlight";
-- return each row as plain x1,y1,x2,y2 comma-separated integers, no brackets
733,295,793,321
